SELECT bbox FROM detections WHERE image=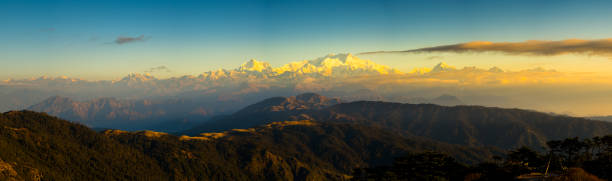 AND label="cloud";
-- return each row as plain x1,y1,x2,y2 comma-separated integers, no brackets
426,56,443,60
145,66,171,73
360,38,612,57
114,35,150,45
